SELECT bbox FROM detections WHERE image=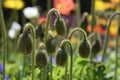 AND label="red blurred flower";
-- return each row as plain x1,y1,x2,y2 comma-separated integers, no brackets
53,0,75,15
